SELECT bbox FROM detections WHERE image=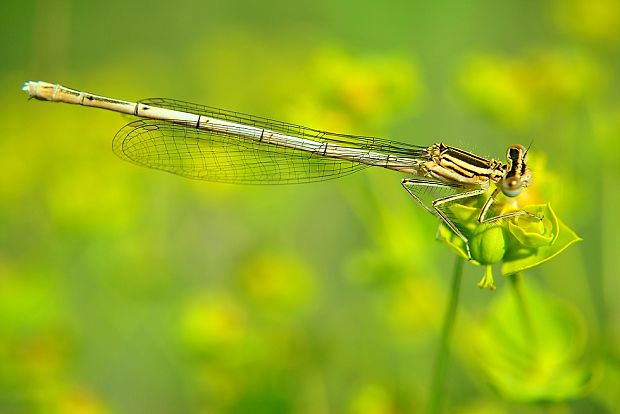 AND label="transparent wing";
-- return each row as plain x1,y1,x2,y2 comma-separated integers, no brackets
112,99,430,184
113,120,372,184
138,98,428,158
